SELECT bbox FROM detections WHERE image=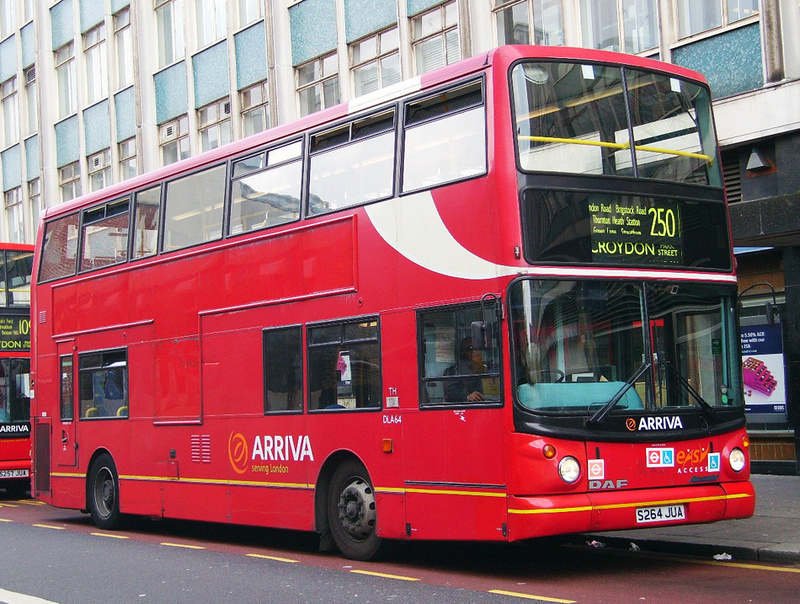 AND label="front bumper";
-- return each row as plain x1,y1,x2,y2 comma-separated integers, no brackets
507,480,755,540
